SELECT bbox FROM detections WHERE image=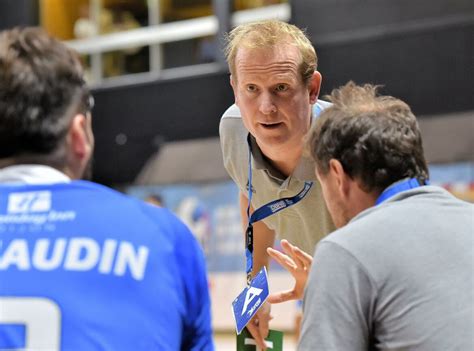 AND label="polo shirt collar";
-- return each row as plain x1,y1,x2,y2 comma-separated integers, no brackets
248,134,317,182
